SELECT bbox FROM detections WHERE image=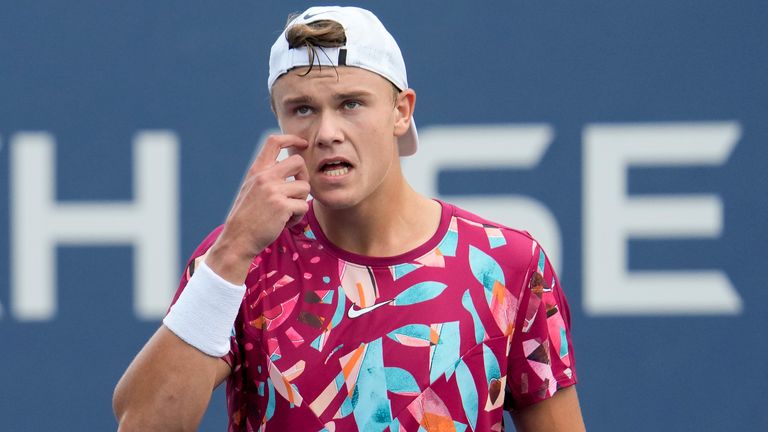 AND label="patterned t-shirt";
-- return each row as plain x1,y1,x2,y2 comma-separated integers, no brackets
171,200,577,431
